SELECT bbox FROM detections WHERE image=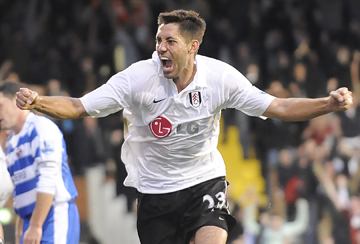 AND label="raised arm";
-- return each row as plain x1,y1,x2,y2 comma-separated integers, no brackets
263,87,353,121
282,198,309,237
16,88,88,119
